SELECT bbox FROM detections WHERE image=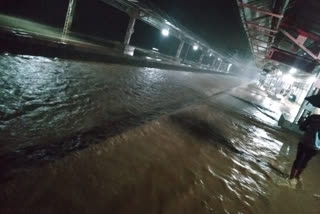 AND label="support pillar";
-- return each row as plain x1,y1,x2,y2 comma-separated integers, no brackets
123,12,138,55
62,0,77,40
124,15,137,46
183,44,191,63
211,58,216,69
217,60,223,72
199,53,205,64
175,41,184,61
